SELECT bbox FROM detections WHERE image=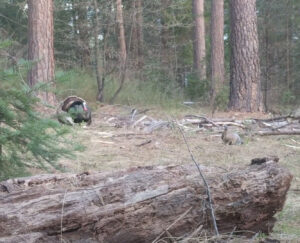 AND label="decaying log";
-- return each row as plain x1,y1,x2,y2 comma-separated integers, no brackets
0,161,292,243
